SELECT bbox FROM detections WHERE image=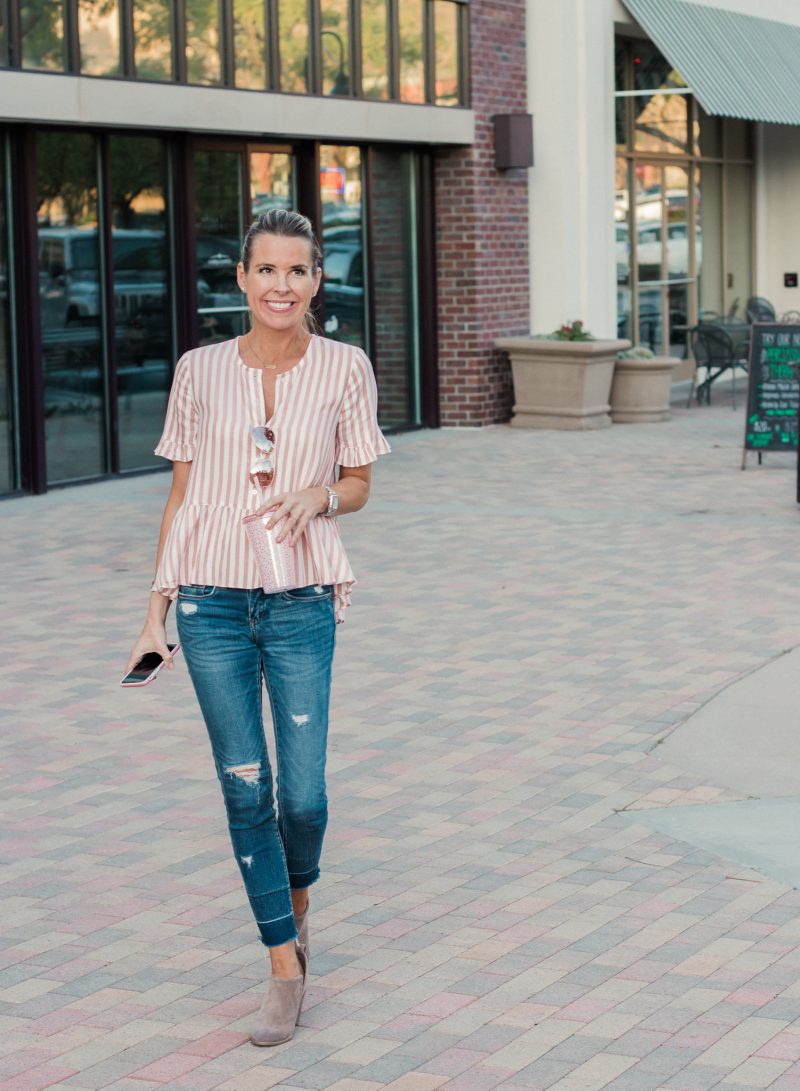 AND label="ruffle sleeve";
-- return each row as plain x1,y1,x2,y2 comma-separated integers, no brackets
154,352,197,462
335,349,391,467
